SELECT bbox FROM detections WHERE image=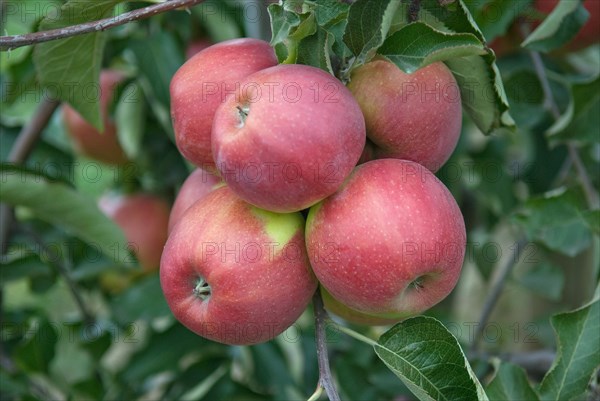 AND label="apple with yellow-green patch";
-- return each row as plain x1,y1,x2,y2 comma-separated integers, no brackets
160,186,317,345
